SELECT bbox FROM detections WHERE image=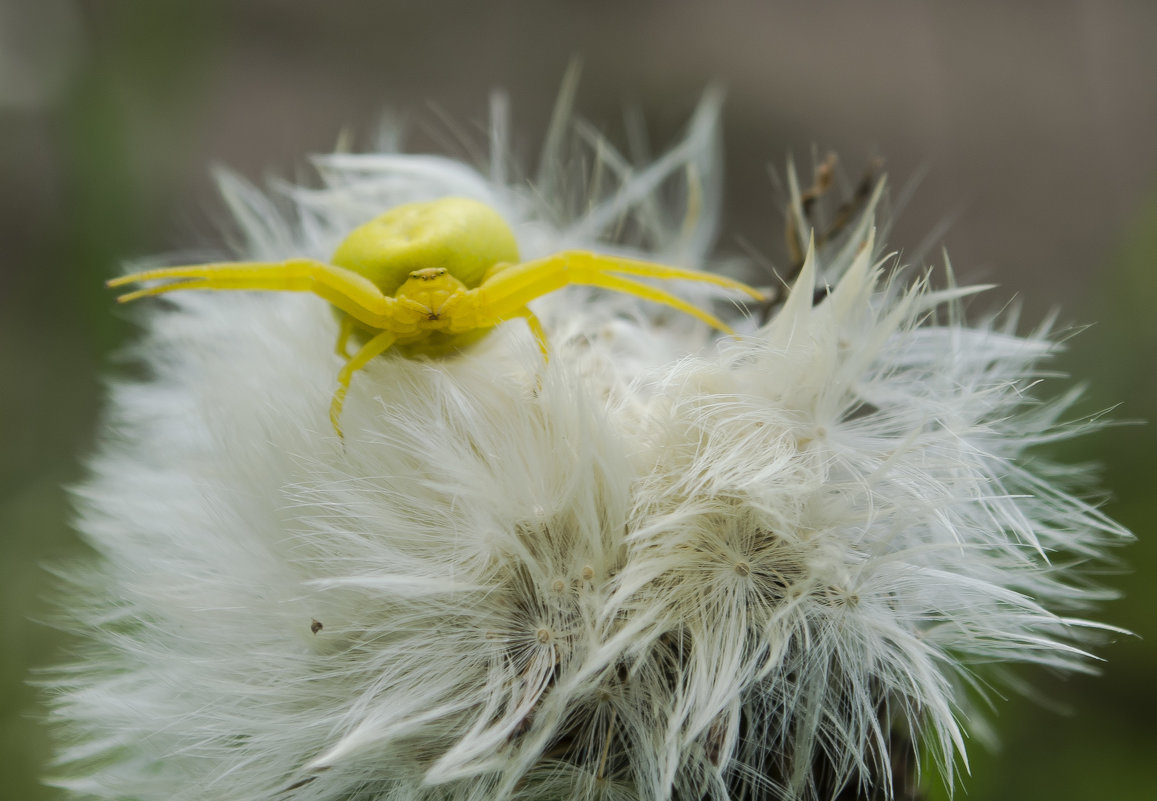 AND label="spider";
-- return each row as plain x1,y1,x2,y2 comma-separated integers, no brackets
109,196,765,435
